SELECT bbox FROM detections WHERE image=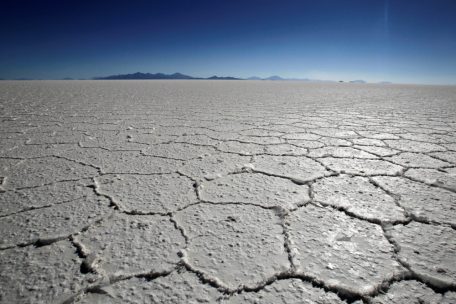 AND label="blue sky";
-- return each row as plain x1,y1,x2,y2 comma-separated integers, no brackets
1,0,455,84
